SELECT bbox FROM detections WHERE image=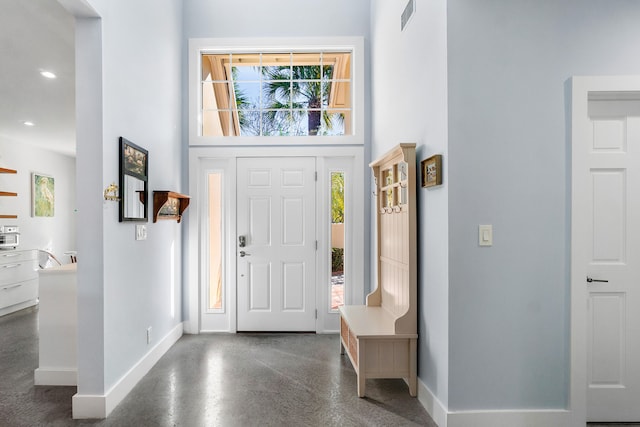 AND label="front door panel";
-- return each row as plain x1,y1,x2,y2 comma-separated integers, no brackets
237,157,316,331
